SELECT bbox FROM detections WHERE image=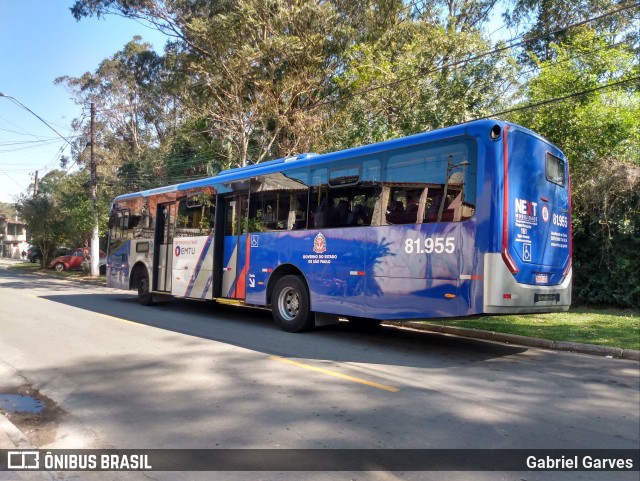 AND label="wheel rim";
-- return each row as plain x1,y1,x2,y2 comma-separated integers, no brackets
55,264,64,271
277,286,300,321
